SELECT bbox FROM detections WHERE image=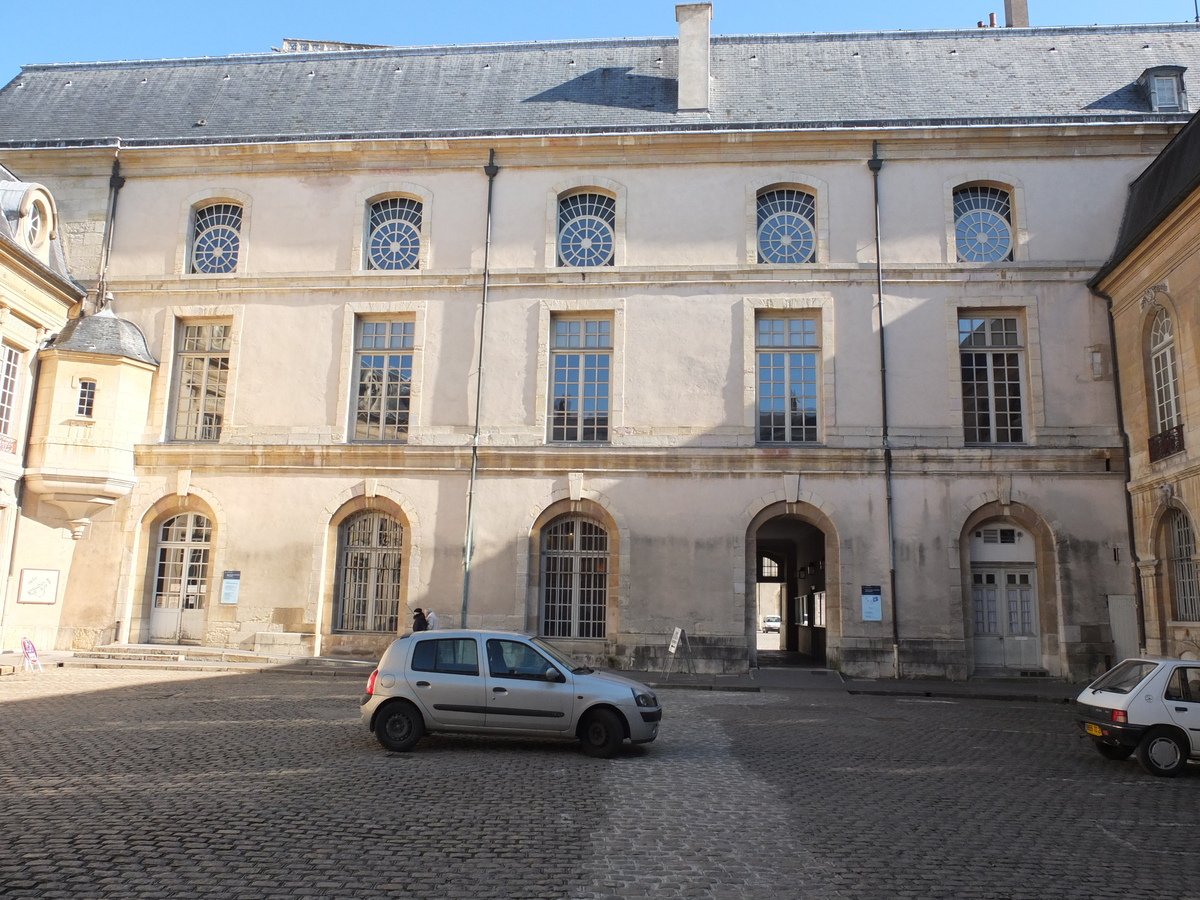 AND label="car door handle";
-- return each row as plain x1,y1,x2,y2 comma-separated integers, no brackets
415,681,430,687
492,687,508,694
1176,706,1188,712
